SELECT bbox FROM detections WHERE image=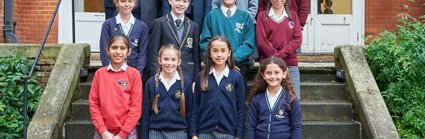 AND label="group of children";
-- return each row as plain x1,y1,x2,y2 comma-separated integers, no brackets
90,0,306,138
